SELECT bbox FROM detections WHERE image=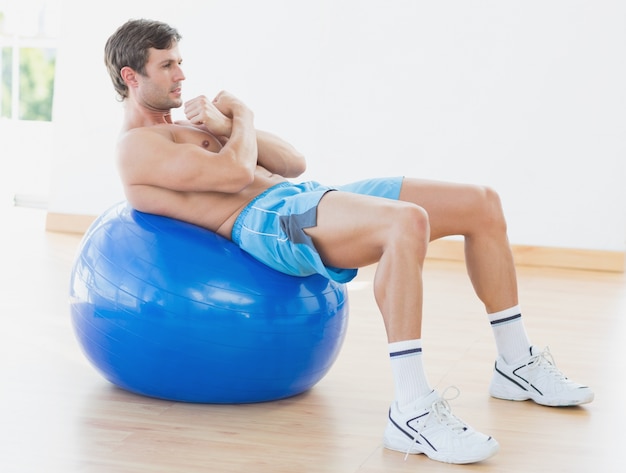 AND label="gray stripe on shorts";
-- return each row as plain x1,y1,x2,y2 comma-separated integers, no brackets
279,206,317,248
